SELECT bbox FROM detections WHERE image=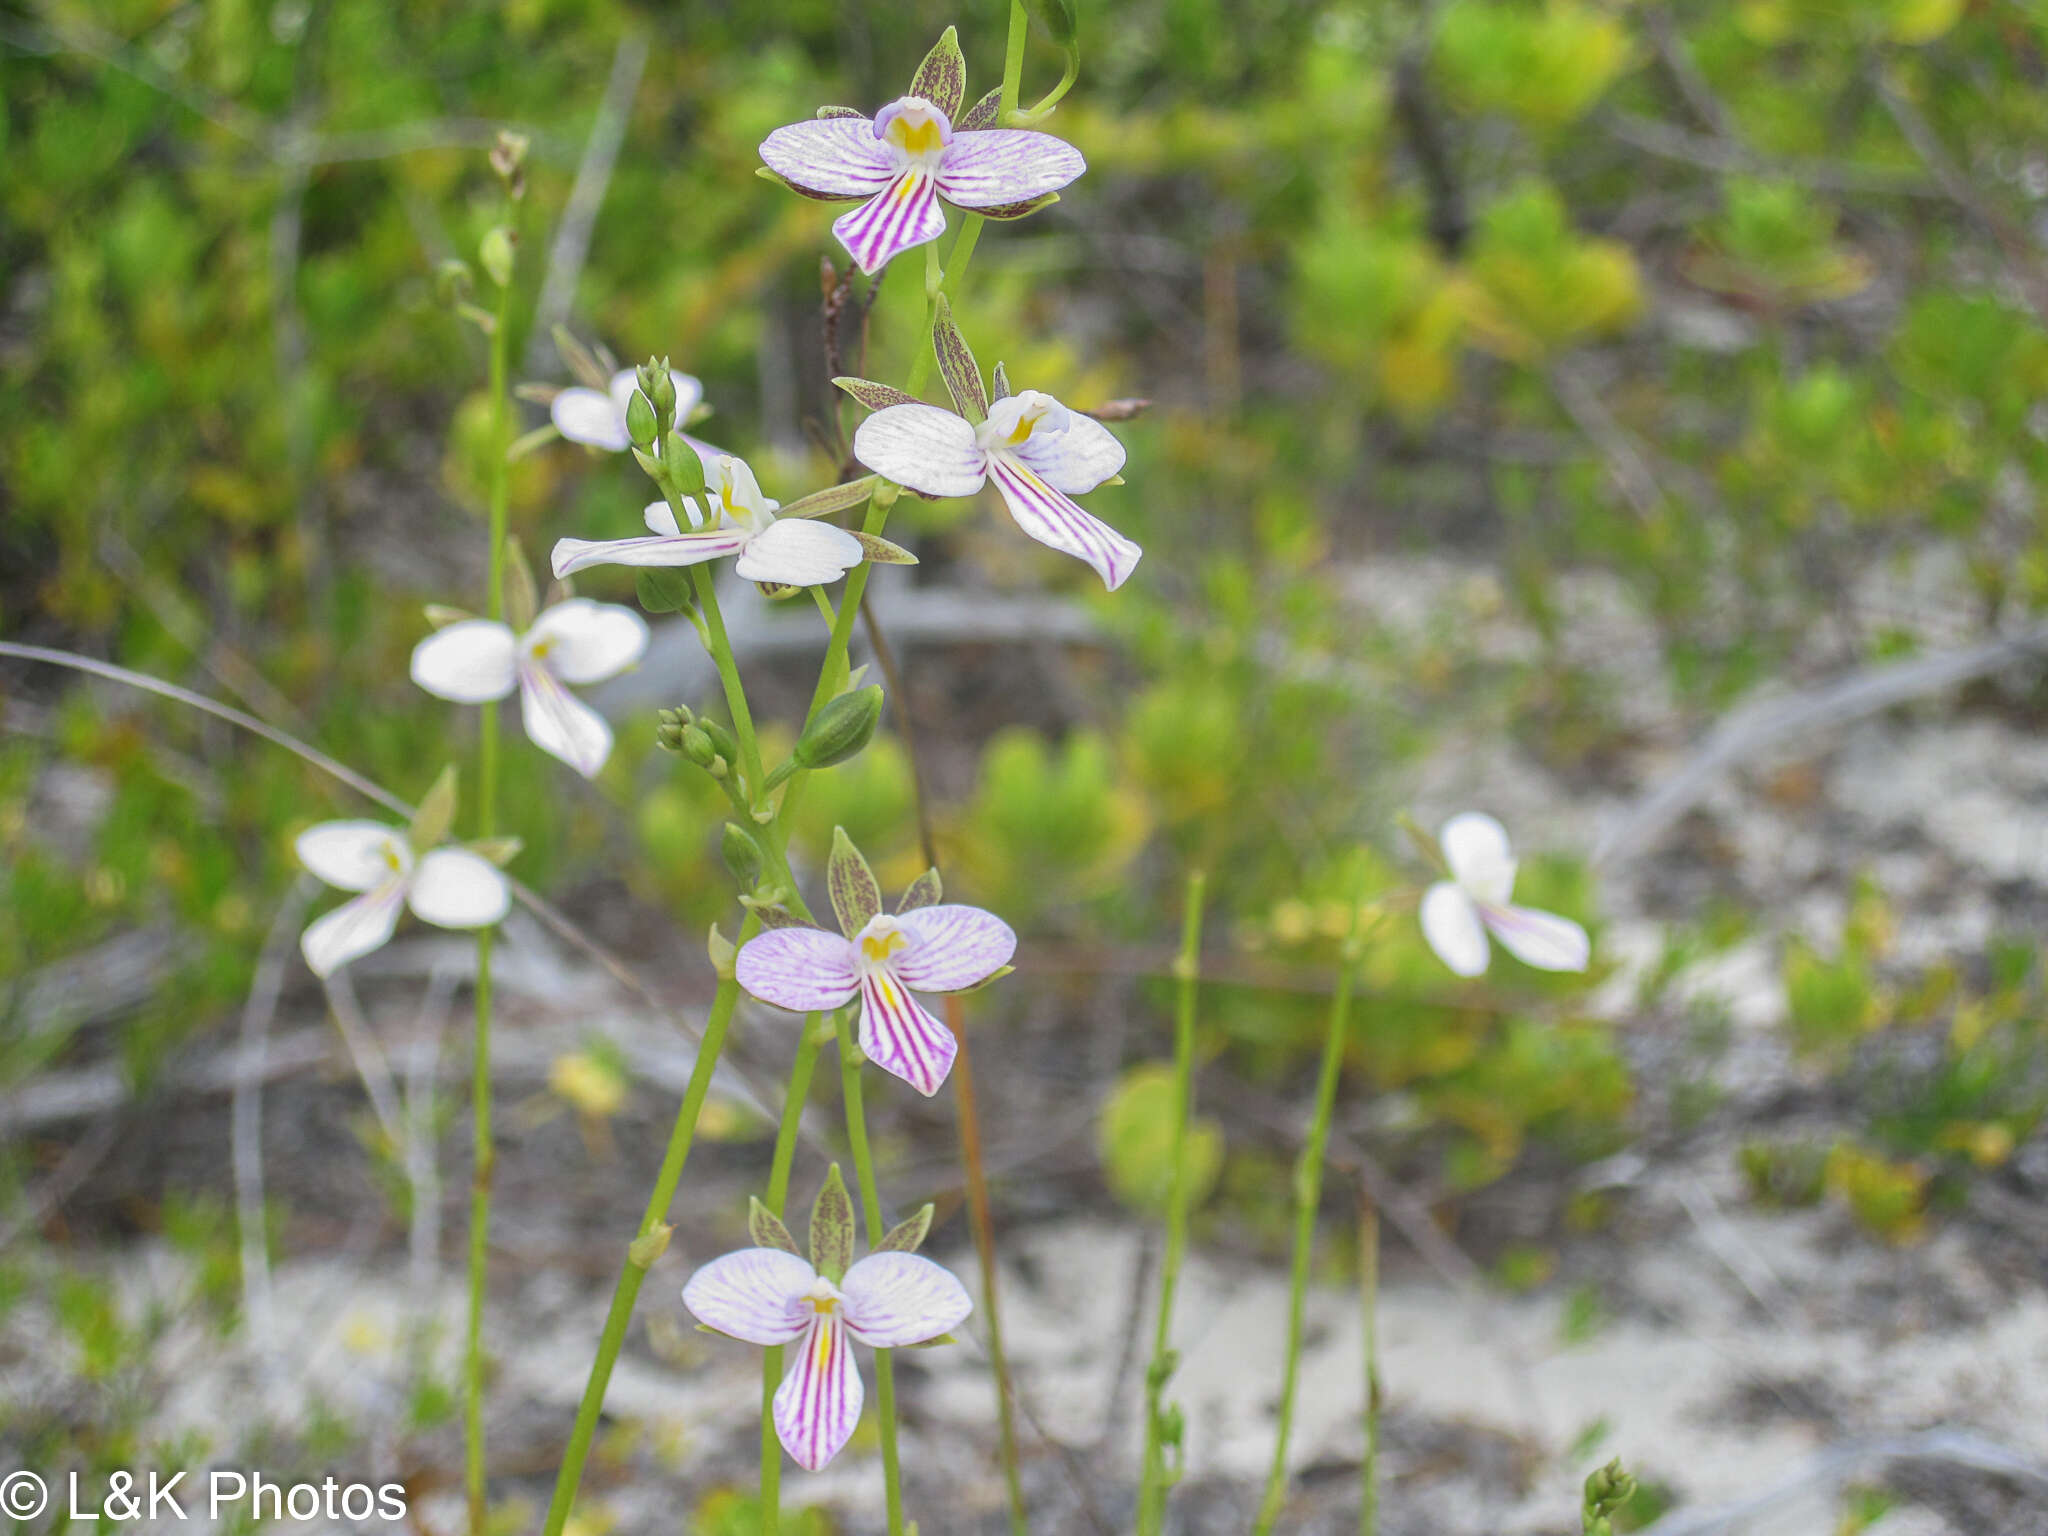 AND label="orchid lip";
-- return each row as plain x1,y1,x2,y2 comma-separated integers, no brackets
873,95,954,162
